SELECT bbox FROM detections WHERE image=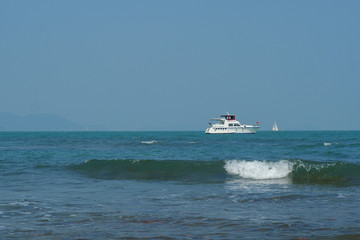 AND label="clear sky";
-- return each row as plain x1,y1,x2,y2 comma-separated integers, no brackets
1,0,359,130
